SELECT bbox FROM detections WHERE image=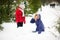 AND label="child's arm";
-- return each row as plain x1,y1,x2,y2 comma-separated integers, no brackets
30,18,35,23
23,16,26,24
